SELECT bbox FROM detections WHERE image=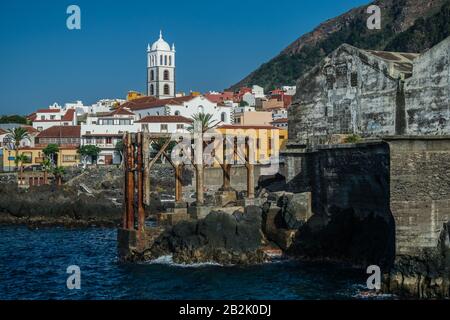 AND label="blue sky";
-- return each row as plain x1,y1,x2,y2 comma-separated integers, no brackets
0,0,370,114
